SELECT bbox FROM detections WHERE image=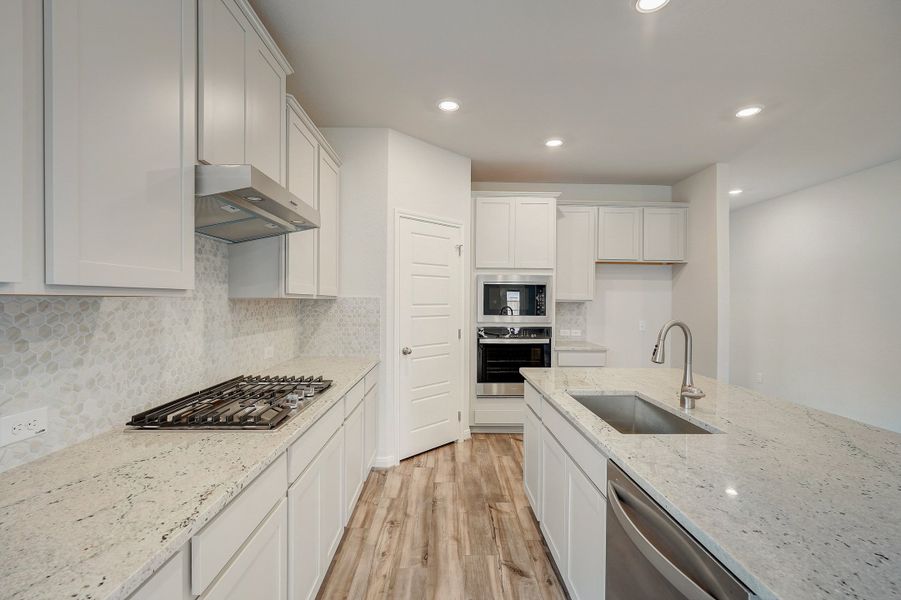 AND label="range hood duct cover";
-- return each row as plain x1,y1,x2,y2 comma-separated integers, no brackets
194,164,320,243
